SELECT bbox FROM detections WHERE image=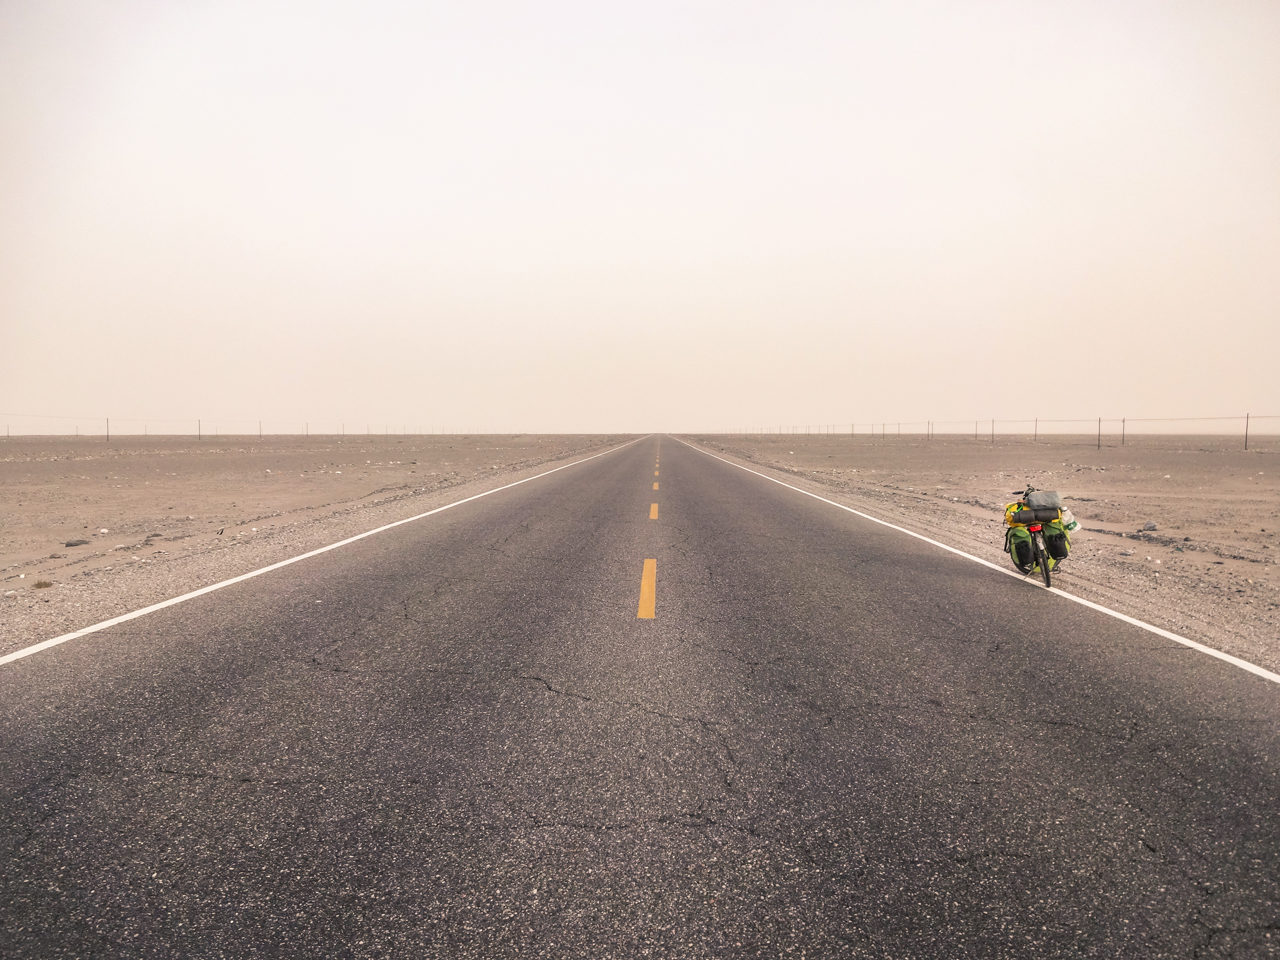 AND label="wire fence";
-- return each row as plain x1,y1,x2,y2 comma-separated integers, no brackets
0,414,463,440
711,415,1279,450
2,412,1278,450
